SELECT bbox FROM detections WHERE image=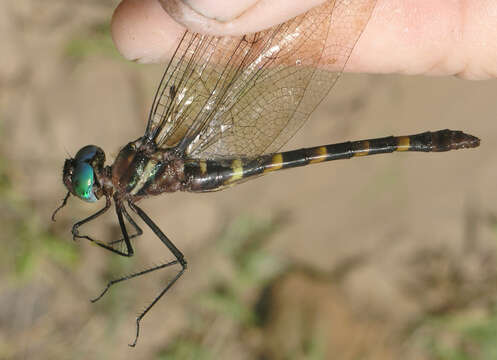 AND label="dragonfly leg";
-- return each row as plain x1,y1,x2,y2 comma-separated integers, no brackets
72,196,111,243
51,191,70,221
127,201,187,348
105,205,143,251
90,259,179,303
90,204,155,302
72,198,141,257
